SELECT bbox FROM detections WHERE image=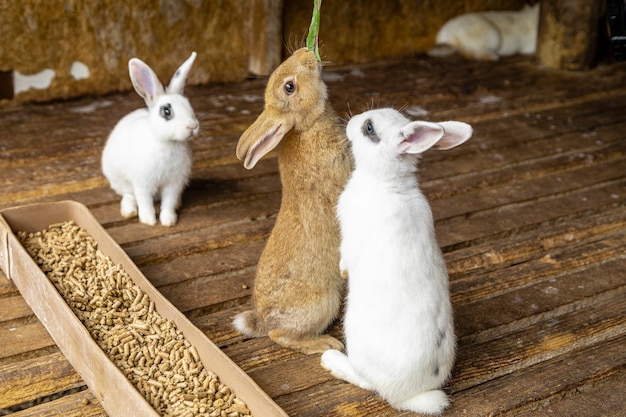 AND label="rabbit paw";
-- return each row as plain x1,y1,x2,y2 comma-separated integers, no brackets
320,349,346,373
268,330,344,354
136,199,157,226
320,350,373,391
120,194,137,218
139,214,157,226
138,206,157,225
395,390,450,415
159,210,178,227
